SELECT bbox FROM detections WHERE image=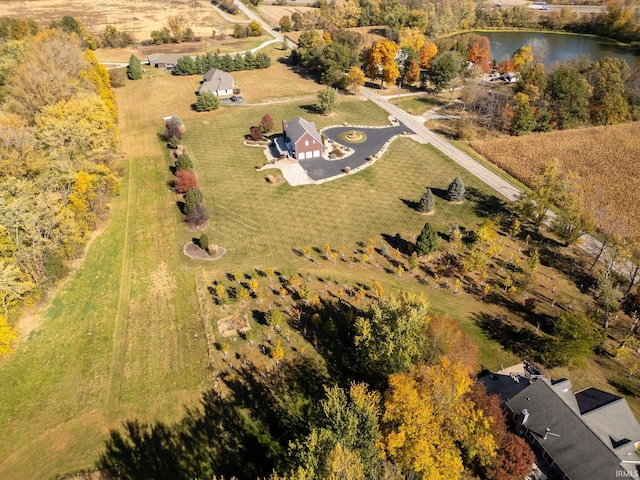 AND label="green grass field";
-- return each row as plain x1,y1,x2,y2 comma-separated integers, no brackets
0,57,520,478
